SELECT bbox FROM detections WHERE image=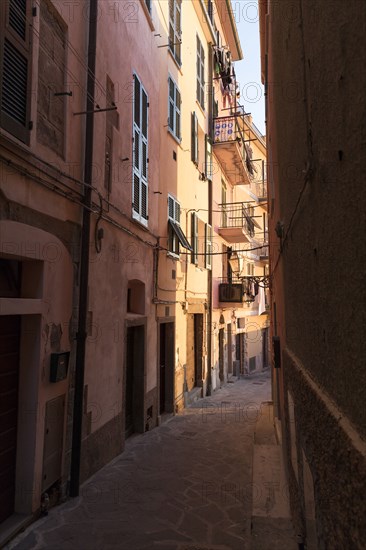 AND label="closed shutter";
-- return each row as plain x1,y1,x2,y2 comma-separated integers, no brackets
196,36,205,109
168,77,174,132
191,112,198,164
191,212,198,264
198,219,205,268
175,86,181,140
132,74,148,225
205,134,212,180
0,0,32,143
205,223,212,270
